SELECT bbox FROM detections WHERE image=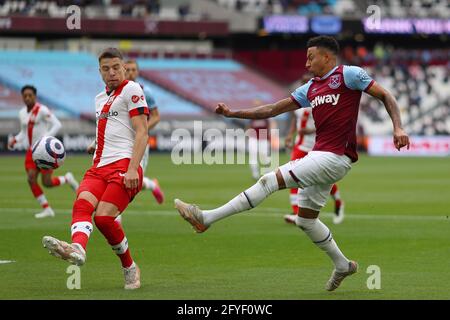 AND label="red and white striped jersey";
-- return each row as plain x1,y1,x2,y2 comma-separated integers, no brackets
93,80,149,168
15,103,61,149
294,108,315,152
